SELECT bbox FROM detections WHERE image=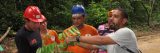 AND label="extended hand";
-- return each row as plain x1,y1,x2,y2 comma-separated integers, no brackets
65,36,77,44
